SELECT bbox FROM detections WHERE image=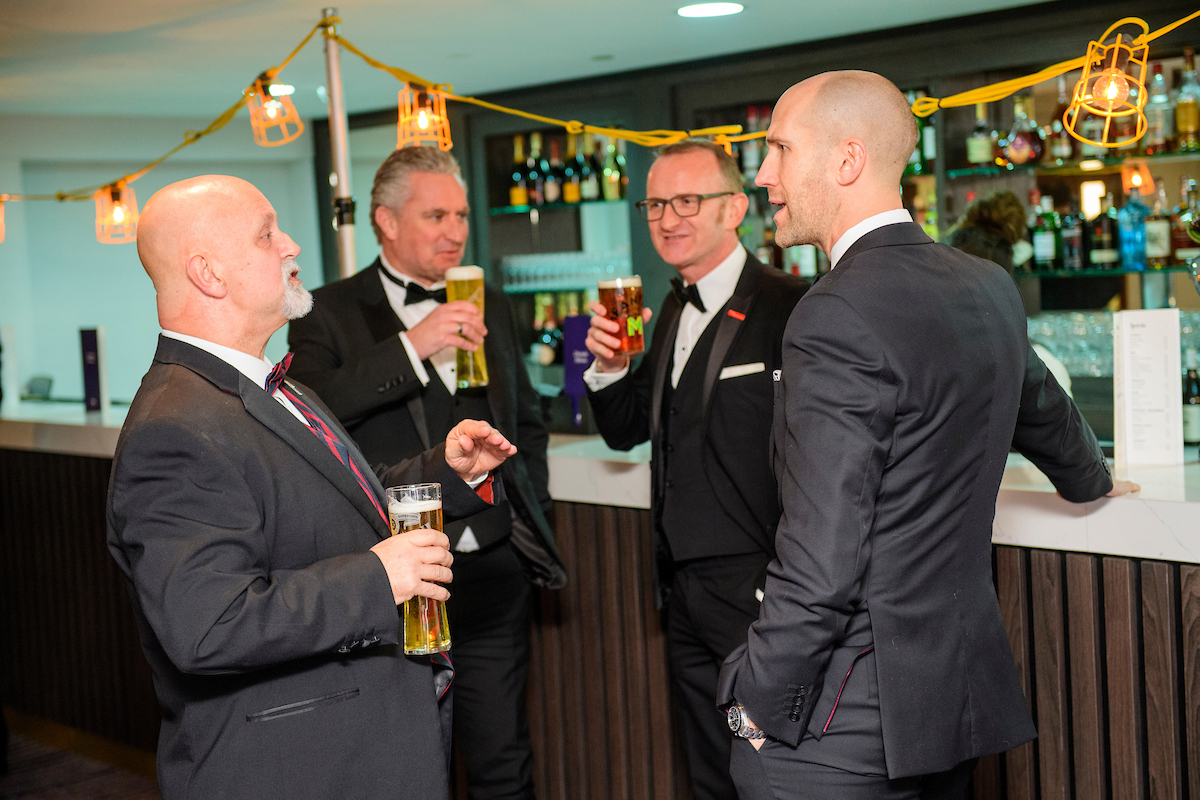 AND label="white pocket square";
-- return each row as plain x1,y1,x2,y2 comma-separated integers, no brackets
719,362,765,380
